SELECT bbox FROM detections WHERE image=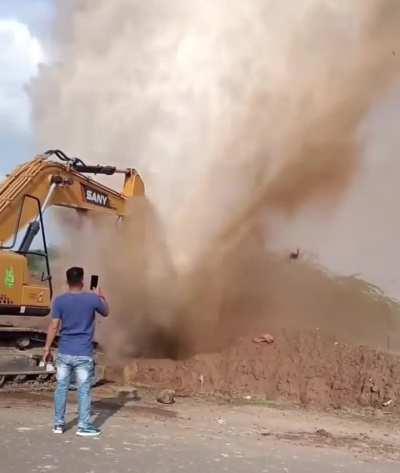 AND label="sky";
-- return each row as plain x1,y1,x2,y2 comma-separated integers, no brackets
0,0,54,178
